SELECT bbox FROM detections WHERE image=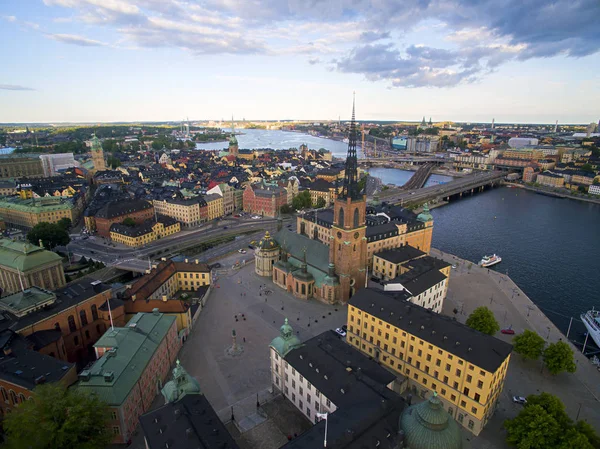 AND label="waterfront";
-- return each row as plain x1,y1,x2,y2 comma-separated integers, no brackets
431,186,600,340
366,166,454,188
195,128,353,157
